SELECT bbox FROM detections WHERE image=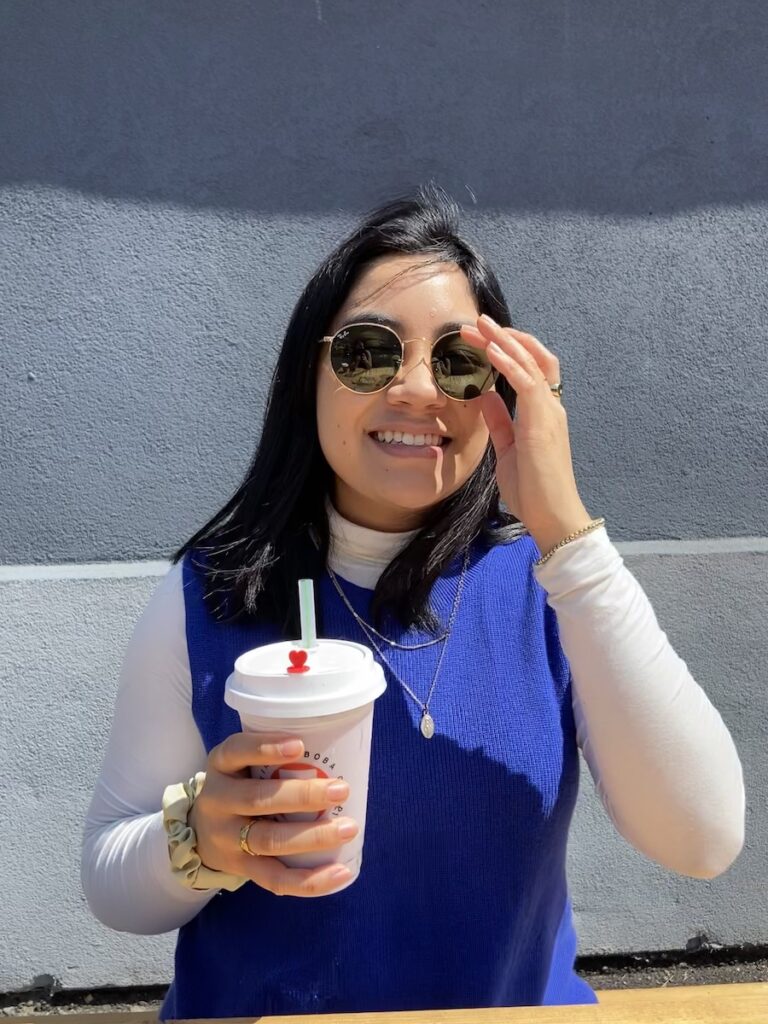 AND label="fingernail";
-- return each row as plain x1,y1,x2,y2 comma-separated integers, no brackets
278,739,303,756
327,781,349,799
337,820,359,839
481,314,497,325
330,866,351,879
